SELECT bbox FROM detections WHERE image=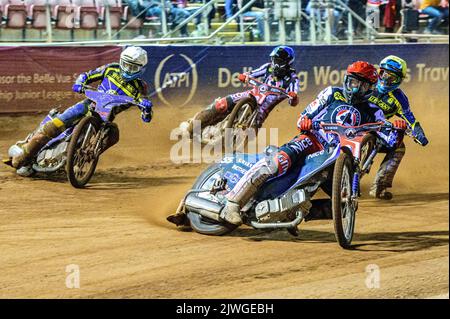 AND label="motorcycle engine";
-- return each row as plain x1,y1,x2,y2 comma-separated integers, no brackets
255,189,311,223
35,141,69,169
